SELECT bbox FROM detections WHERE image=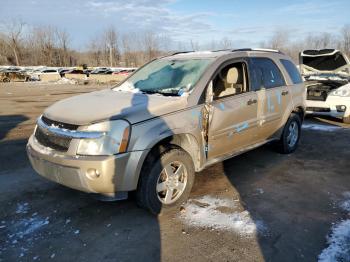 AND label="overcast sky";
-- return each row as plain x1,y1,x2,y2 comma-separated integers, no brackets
1,0,349,49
